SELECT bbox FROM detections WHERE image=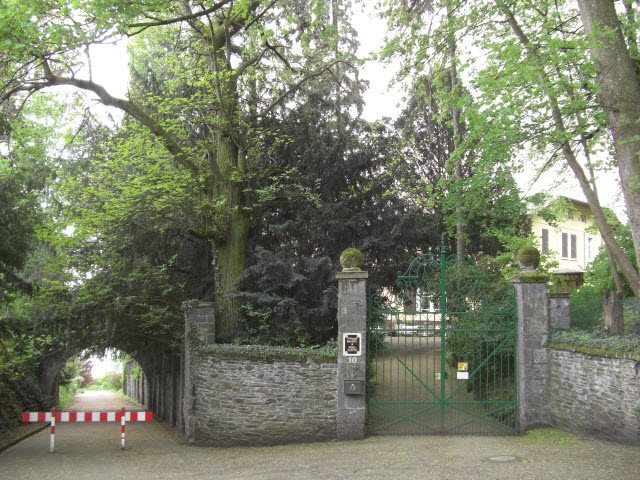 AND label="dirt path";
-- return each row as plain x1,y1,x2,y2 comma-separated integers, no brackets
67,390,145,412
